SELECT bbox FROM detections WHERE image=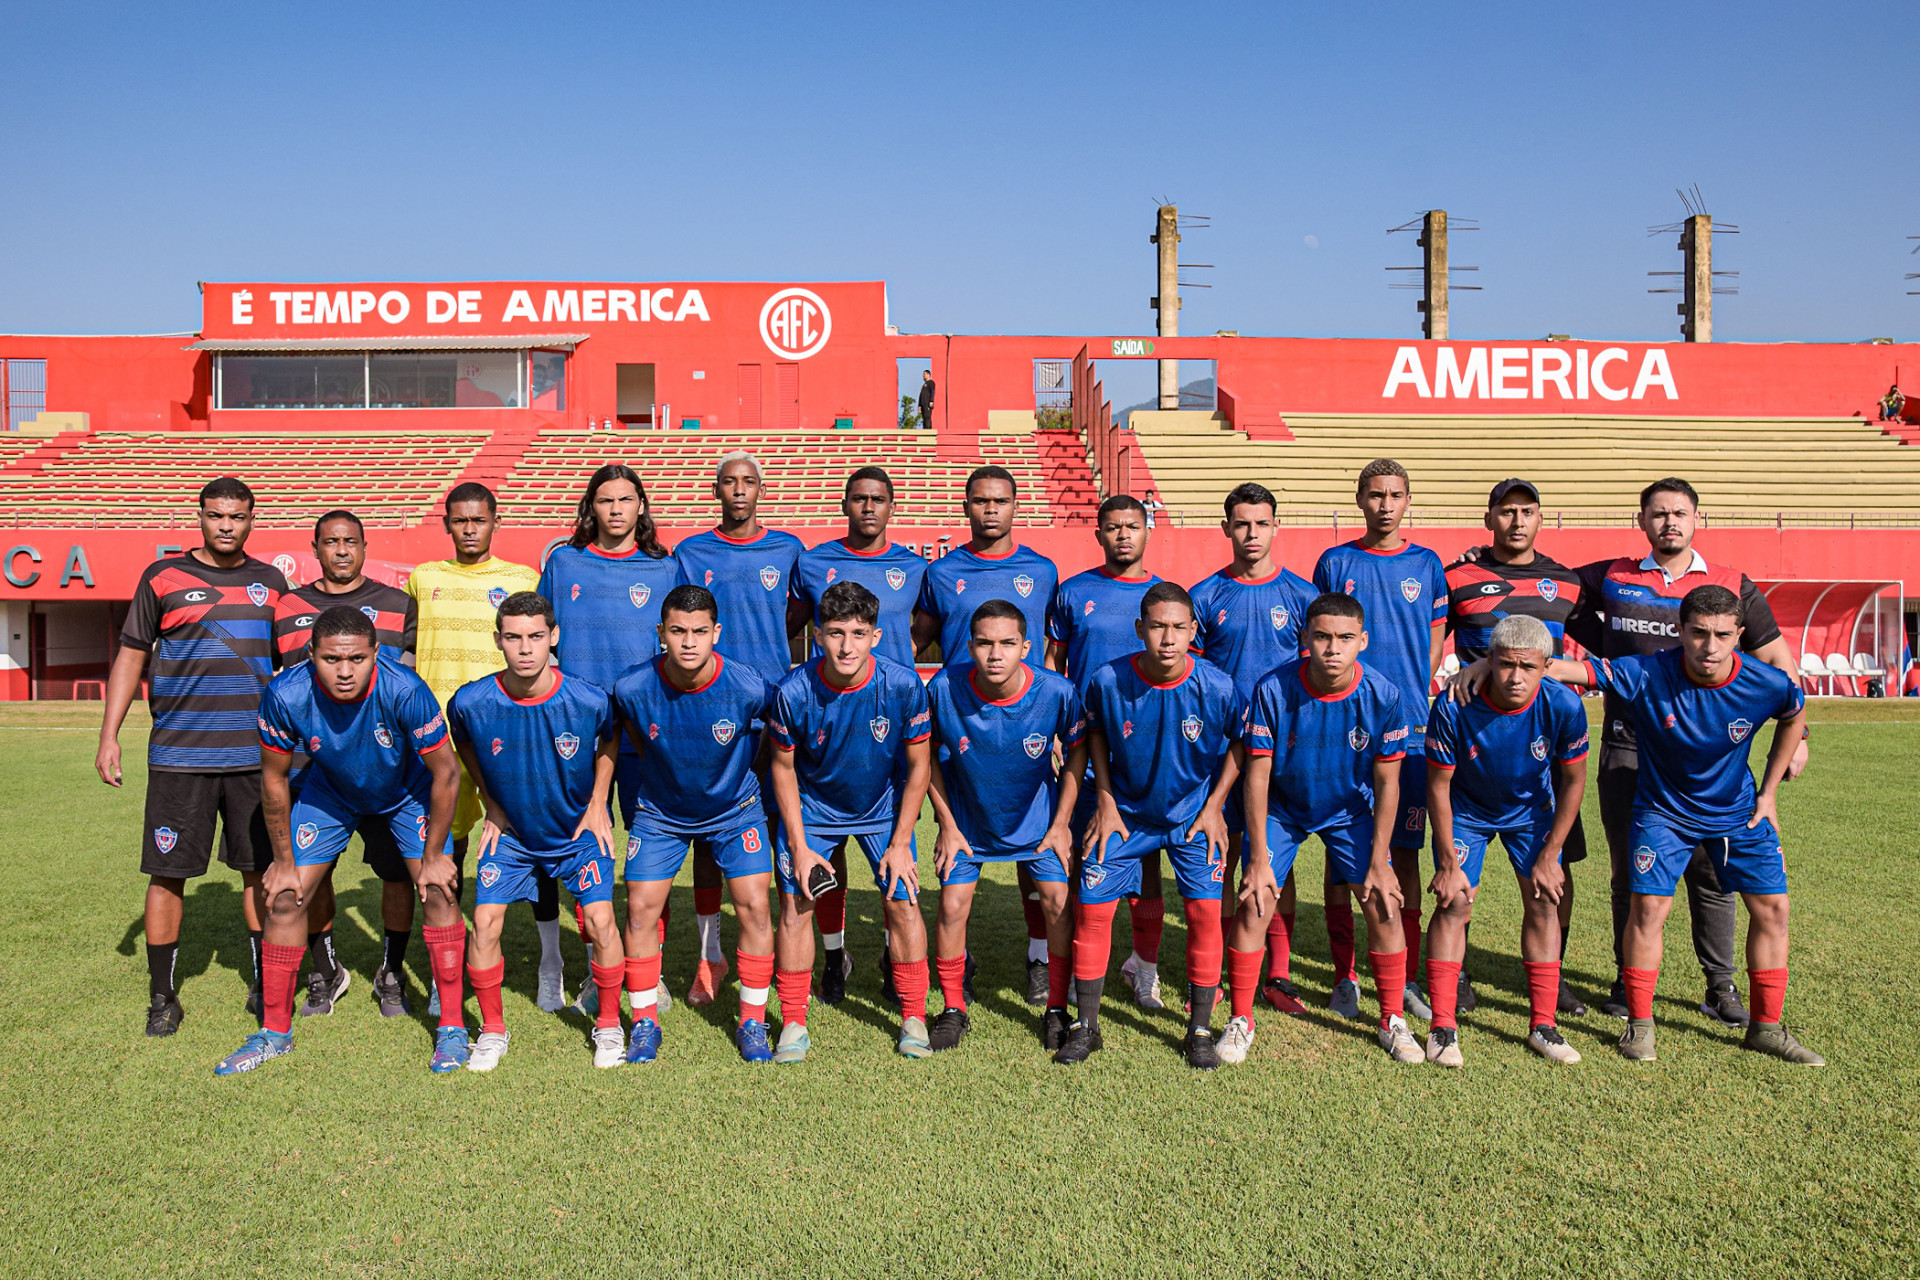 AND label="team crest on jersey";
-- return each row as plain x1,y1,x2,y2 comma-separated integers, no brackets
478,863,501,889
1023,733,1047,759
629,583,651,608
1399,578,1420,603
295,822,318,850
870,716,891,743
1013,574,1035,598
957,735,971,754
571,583,581,601
1453,837,1470,860
1121,720,1134,739
1084,862,1106,887
1084,599,1097,616
1269,605,1289,630
1348,727,1370,751
954,578,968,594
760,566,780,591
374,723,394,749
554,732,580,760
1530,735,1548,761
1633,845,1656,874
1728,718,1753,744
712,719,737,746
490,737,503,756
245,582,268,607
626,833,643,860
153,826,178,853
1180,715,1202,743
1539,579,1559,602
825,568,838,584
886,568,906,591
356,606,378,625
487,587,508,607
309,736,322,753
